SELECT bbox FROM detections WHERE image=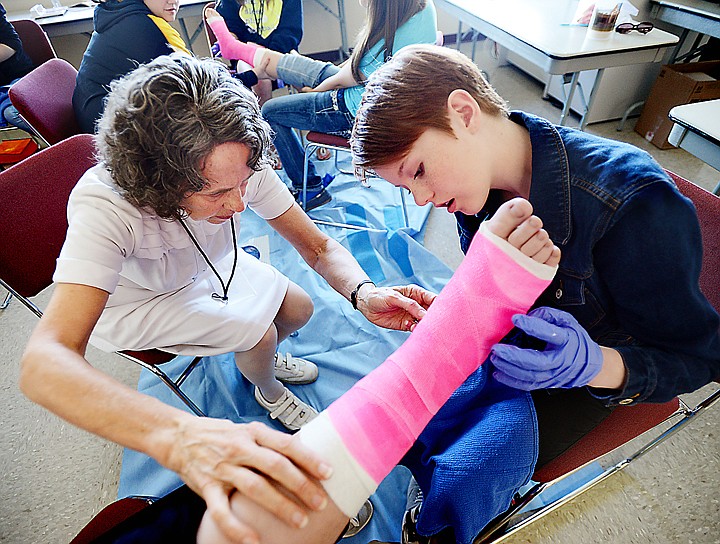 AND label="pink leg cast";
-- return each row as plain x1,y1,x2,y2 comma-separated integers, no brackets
298,222,556,517
208,17,261,66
